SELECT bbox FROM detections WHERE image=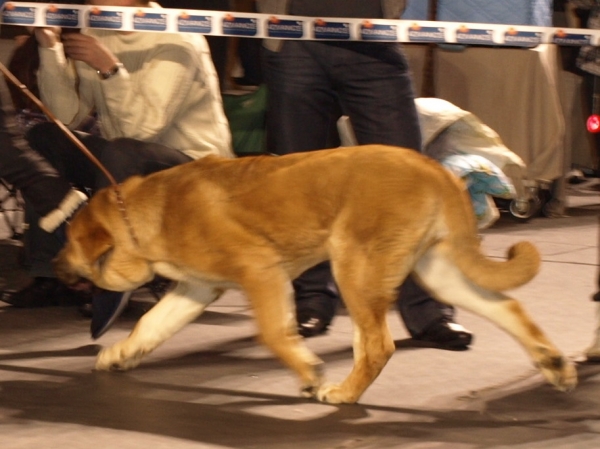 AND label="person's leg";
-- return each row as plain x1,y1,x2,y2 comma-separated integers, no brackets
332,42,471,348
93,138,193,188
0,96,77,219
1,181,87,306
396,277,471,348
16,126,191,313
263,41,341,336
20,124,105,275
292,261,339,336
330,42,422,151
26,124,191,187
29,130,194,332
1,197,89,308
0,72,89,306
263,41,340,154
0,142,73,217
0,133,87,235
25,122,105,190
2,124,102,307
0,138,87,307
238,37,263,86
